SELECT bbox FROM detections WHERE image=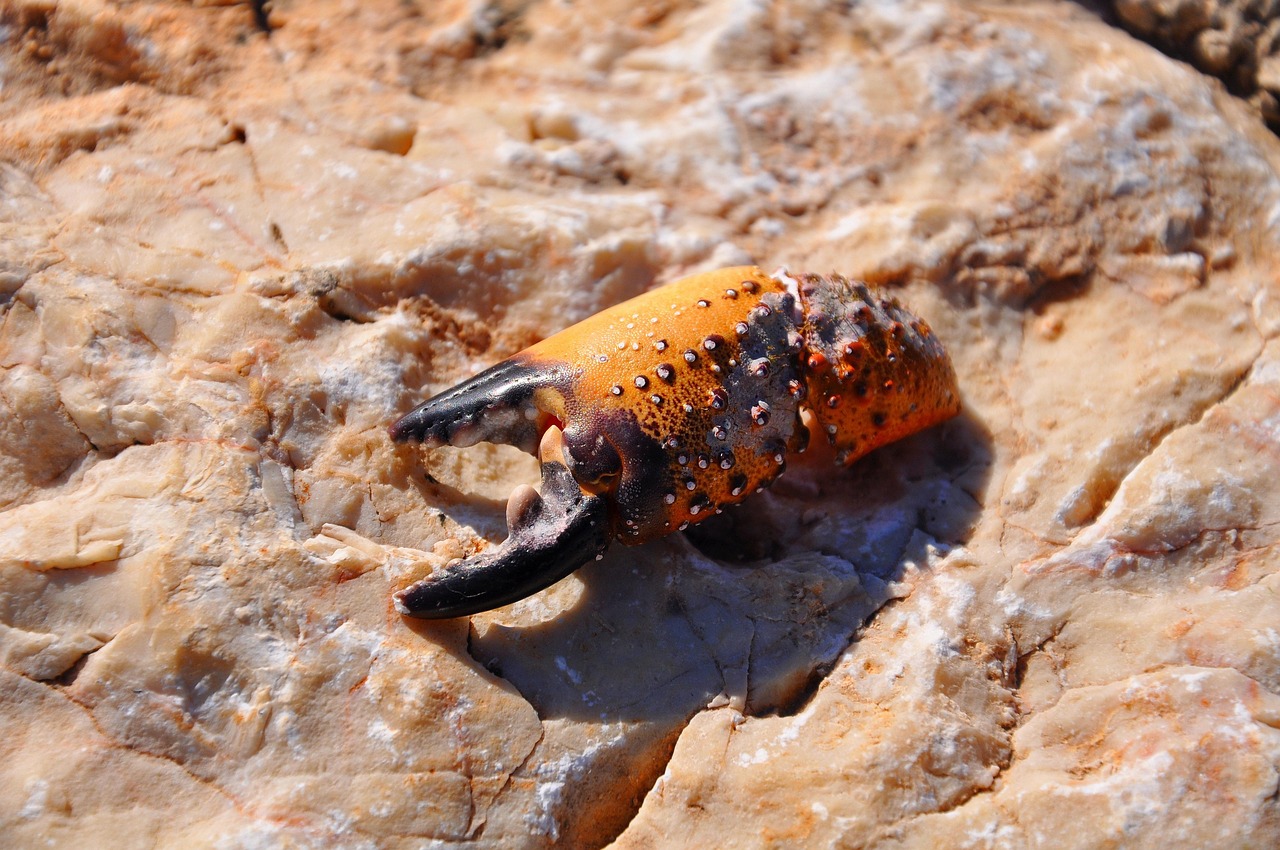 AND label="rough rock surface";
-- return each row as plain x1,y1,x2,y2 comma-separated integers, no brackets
1109,0,1280,127
1,1,1279,848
